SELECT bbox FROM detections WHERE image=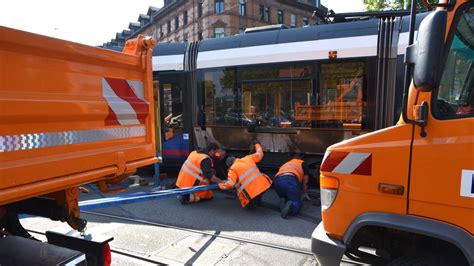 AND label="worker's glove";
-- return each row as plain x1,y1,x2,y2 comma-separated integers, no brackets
301,193,311,201
218,182,229,190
